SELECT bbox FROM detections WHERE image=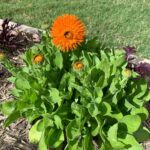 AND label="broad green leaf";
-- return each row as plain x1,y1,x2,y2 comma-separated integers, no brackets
87,103,99,117
134,126,150,142
101,102,111,115
94,87,103,98
128,145,143,150
91,117,102,136
143,91,150,102
81,88,92,98
11,88,21,97
65,138,81,150
46,128,64,148
131,107,148,121
84,37,100,50
55,103,70,118
108,113,123,121
109,77,120,94
37,119,45,131
108,124,117,142
71,102,85,118
120,115,141,133
94,87,103,103
90,68,102,83
82,51,92,67
39,131,47,150
93,55,101,66
118,134,143,150
43,117,54,127
83,134,95,150
107,123,125,149
66,119,81,140
7,76,16,83
4,111,21,127
54,115,63,129
29,120,43,143
49,88,62,106
54,51,63,69
15,78,30,90
0,101,16,115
